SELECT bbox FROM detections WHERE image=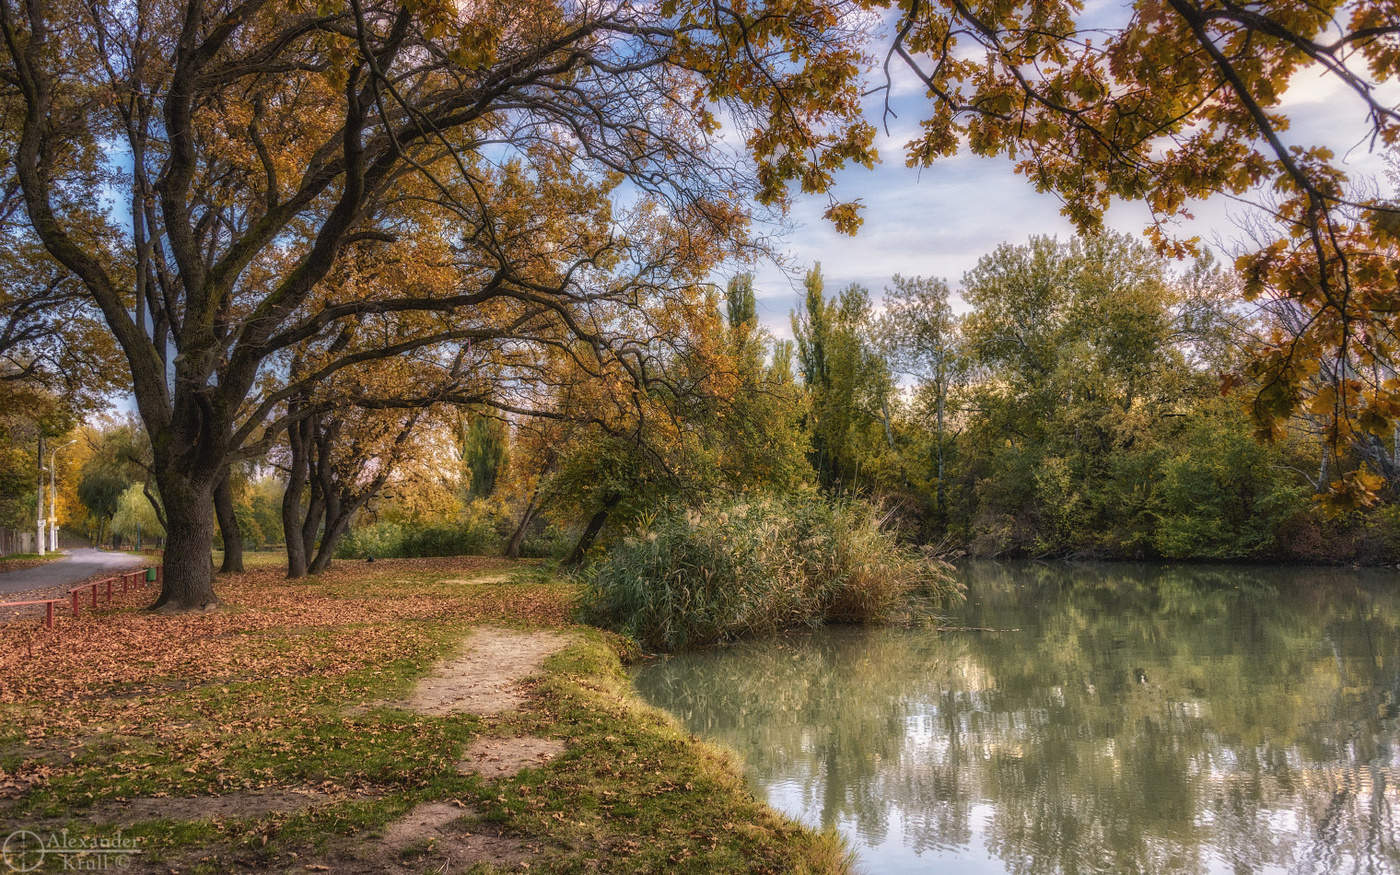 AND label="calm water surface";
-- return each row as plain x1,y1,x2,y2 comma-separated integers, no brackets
632,562,1400,874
